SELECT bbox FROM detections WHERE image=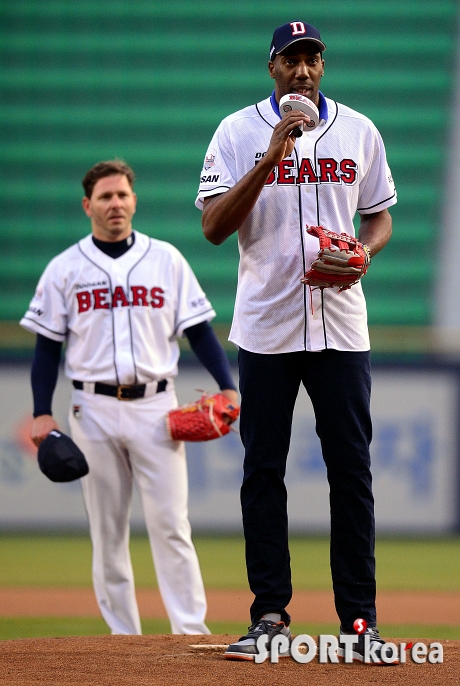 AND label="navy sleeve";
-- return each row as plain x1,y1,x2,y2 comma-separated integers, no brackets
184,321,237,391
31,334,63,417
